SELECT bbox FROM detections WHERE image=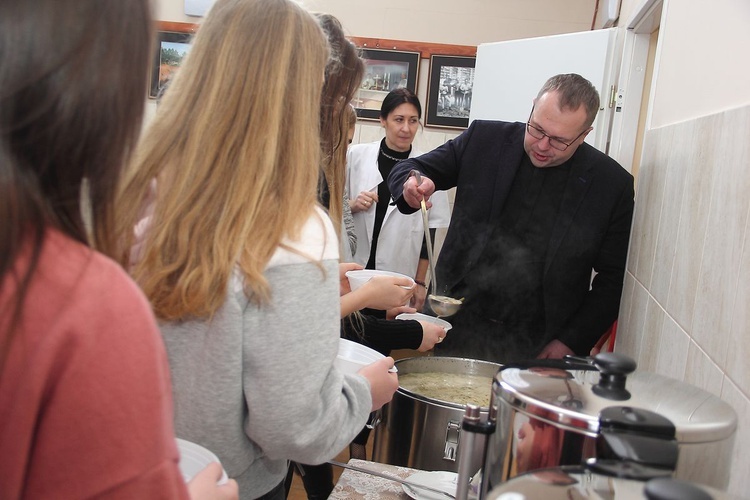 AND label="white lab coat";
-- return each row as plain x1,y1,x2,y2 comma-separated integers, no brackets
346,141,451,278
